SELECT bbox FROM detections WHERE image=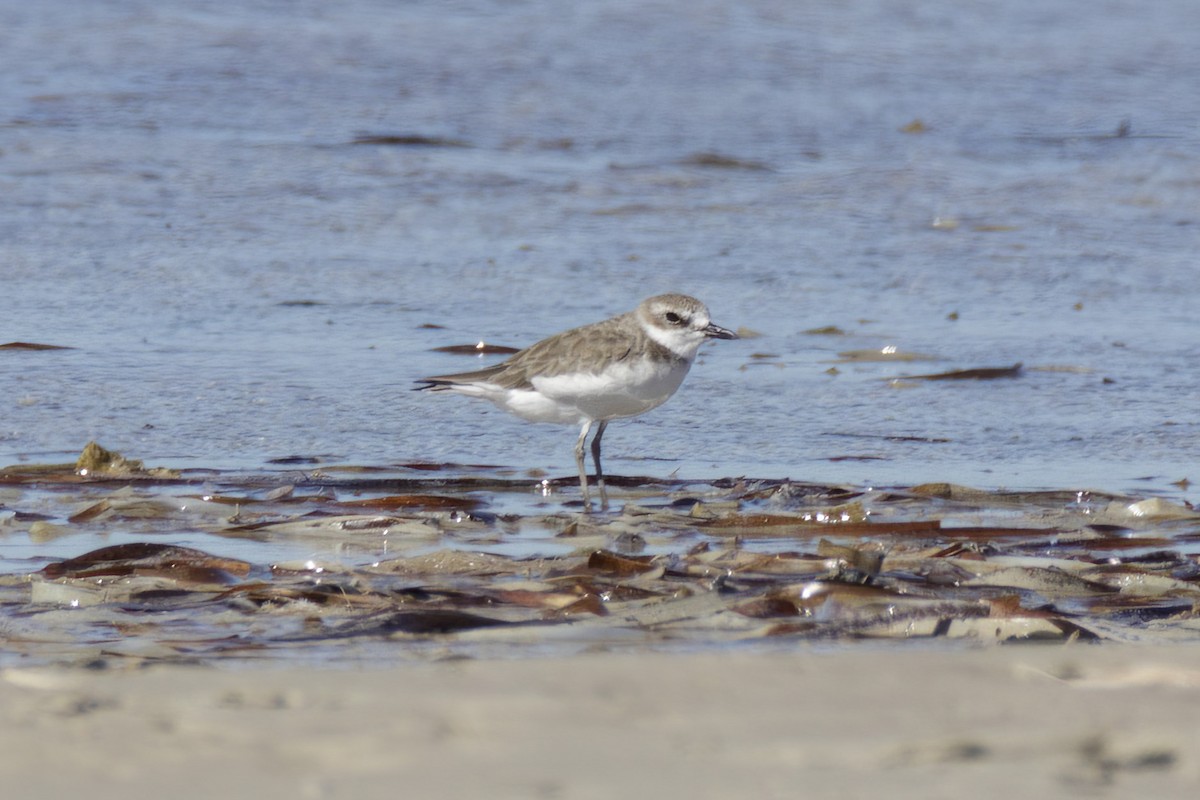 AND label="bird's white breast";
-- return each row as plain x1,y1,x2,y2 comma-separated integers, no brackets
496,356,691,425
